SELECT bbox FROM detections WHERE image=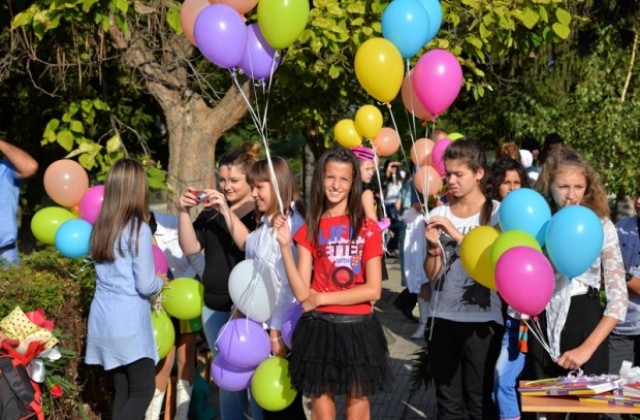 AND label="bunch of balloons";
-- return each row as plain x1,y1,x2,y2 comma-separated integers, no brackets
179,0,309,81
31,159,104,259
458,188,605,317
